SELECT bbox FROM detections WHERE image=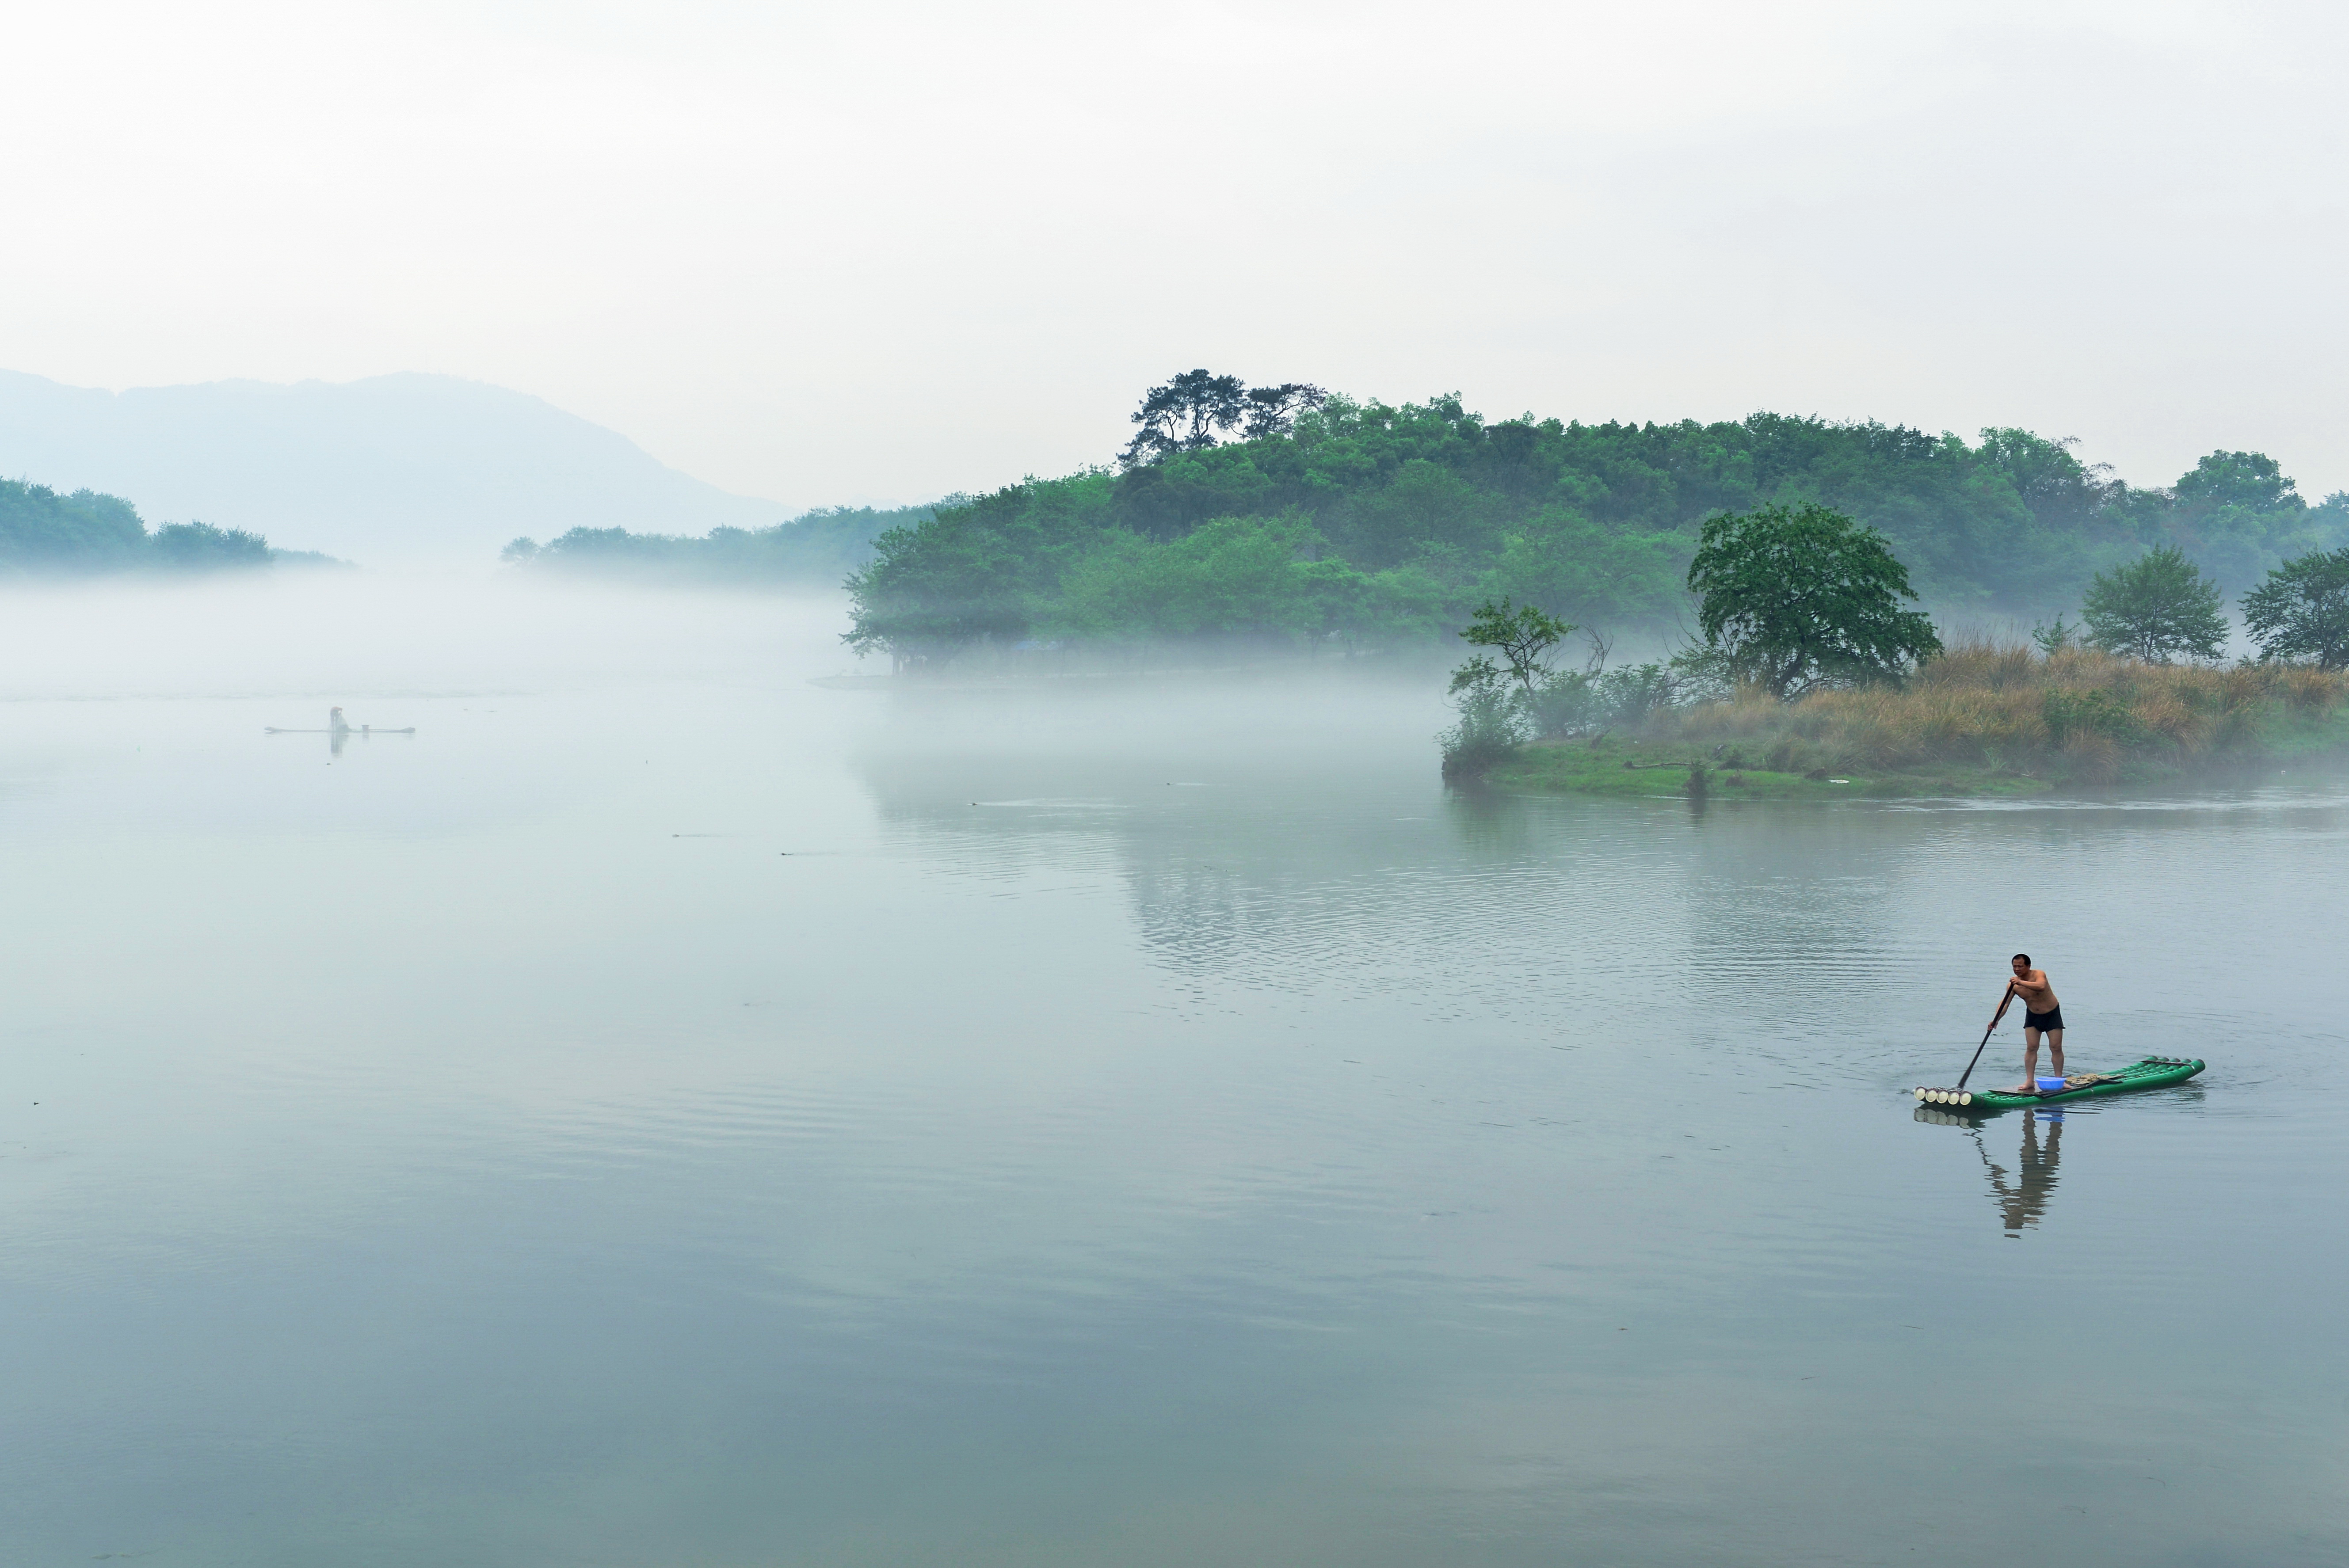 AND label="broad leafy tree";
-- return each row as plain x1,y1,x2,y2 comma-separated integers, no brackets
2173,450,2301,513
2081,545,2229,662
1239,381,1327,439
1977,428,2111,532
1685,503,1941,698
2240,545,2349,669
1118,370,1326,468
1460,598,1575,693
